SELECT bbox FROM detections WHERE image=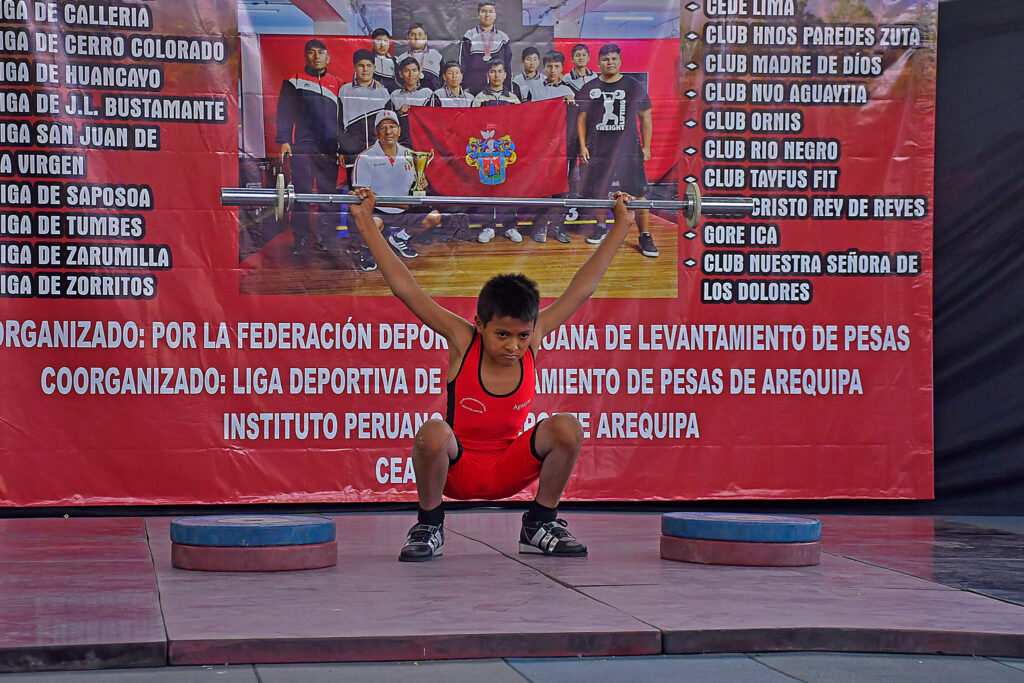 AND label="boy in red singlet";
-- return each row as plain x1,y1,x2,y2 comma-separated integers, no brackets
347,187,636,562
